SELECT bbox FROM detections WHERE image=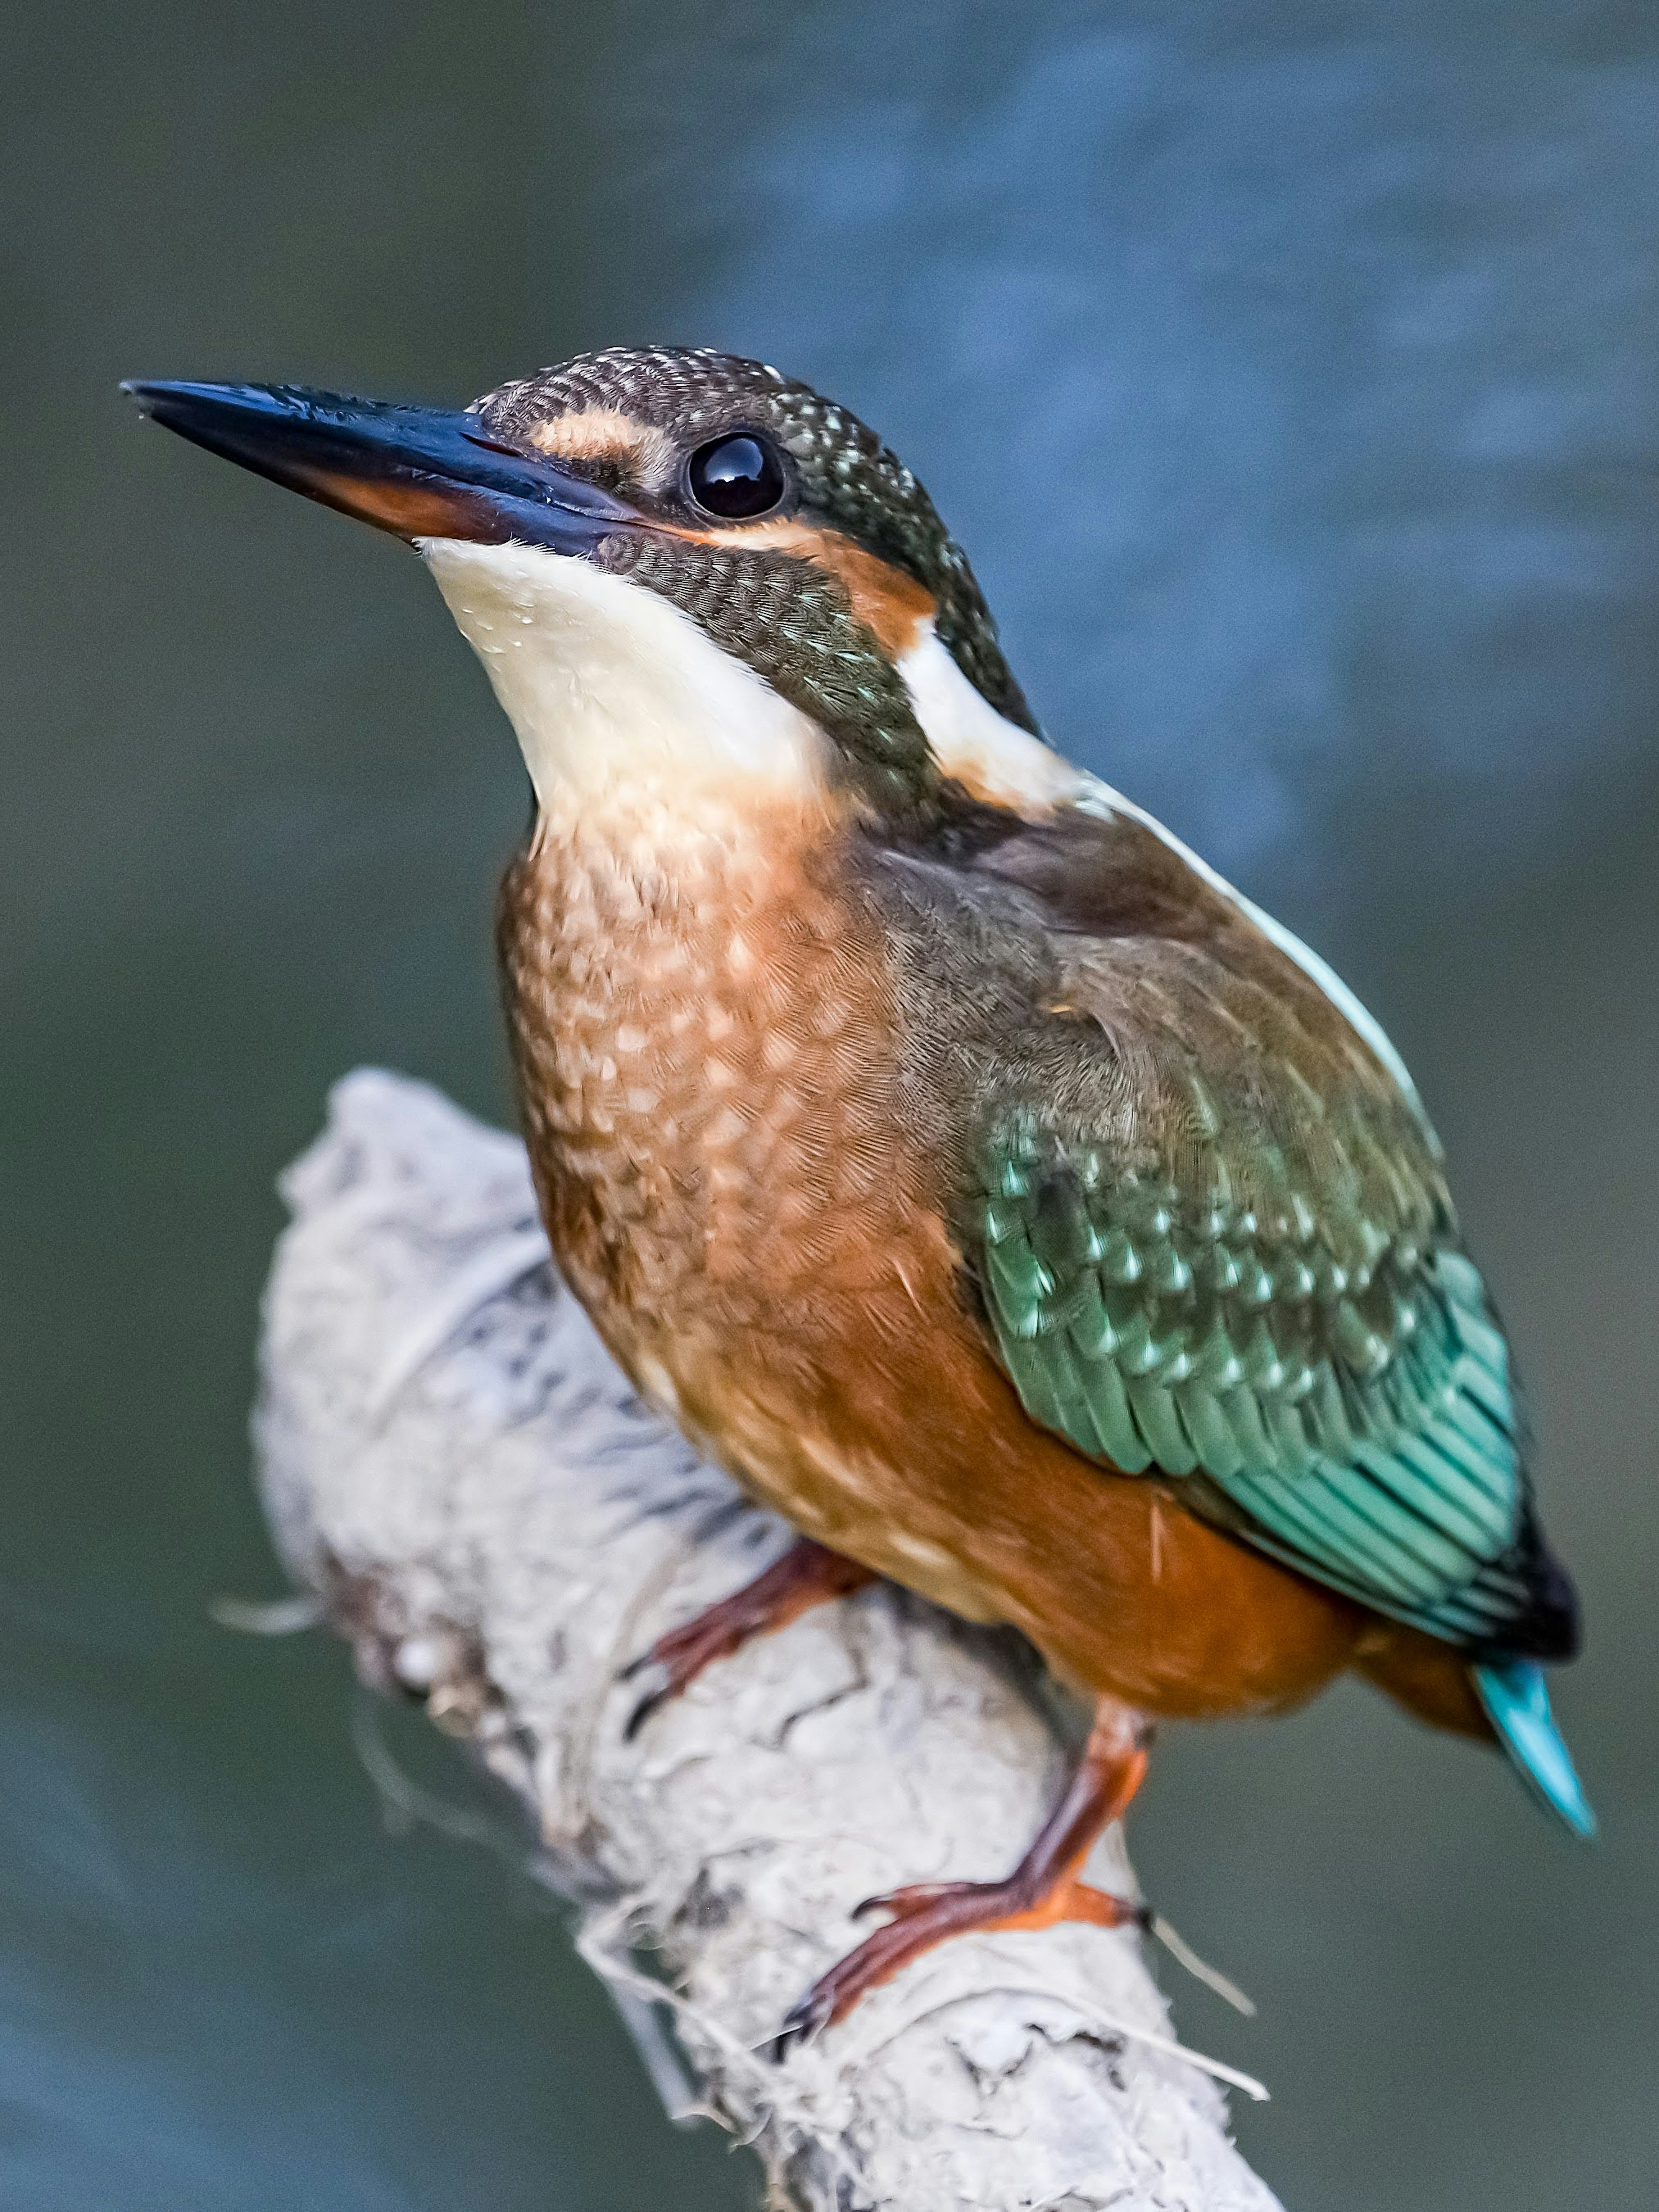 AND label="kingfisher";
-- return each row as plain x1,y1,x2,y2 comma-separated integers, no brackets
127,350,1592,2045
